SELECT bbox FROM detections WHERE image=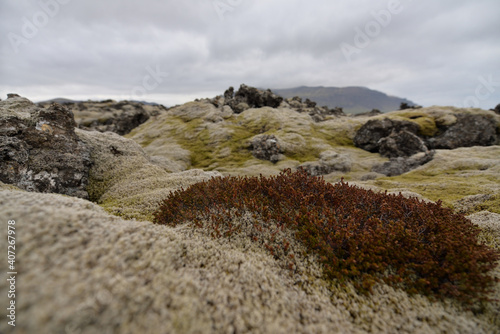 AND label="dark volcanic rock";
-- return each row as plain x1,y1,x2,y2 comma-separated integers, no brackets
372,151,435,176
249,134,283,163
492,103,500,115
354,118,420,153
426,114,498,149
224,84,283,113
354,112,499,159
285,96,345,121
354,109,383,117
298,151,352,176
38,100,165,135
0,95,91,198
378,130,429,158
84,104,151,135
